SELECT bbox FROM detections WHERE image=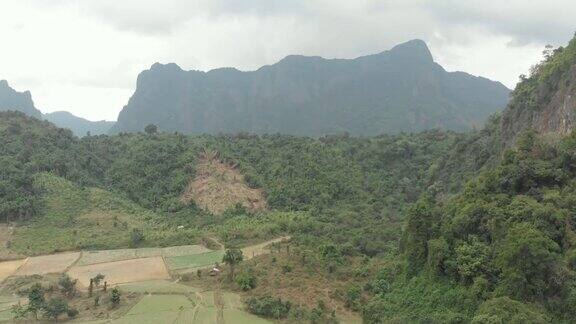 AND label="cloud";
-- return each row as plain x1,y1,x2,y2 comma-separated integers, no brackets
422,0,575,46
2,0,574,121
